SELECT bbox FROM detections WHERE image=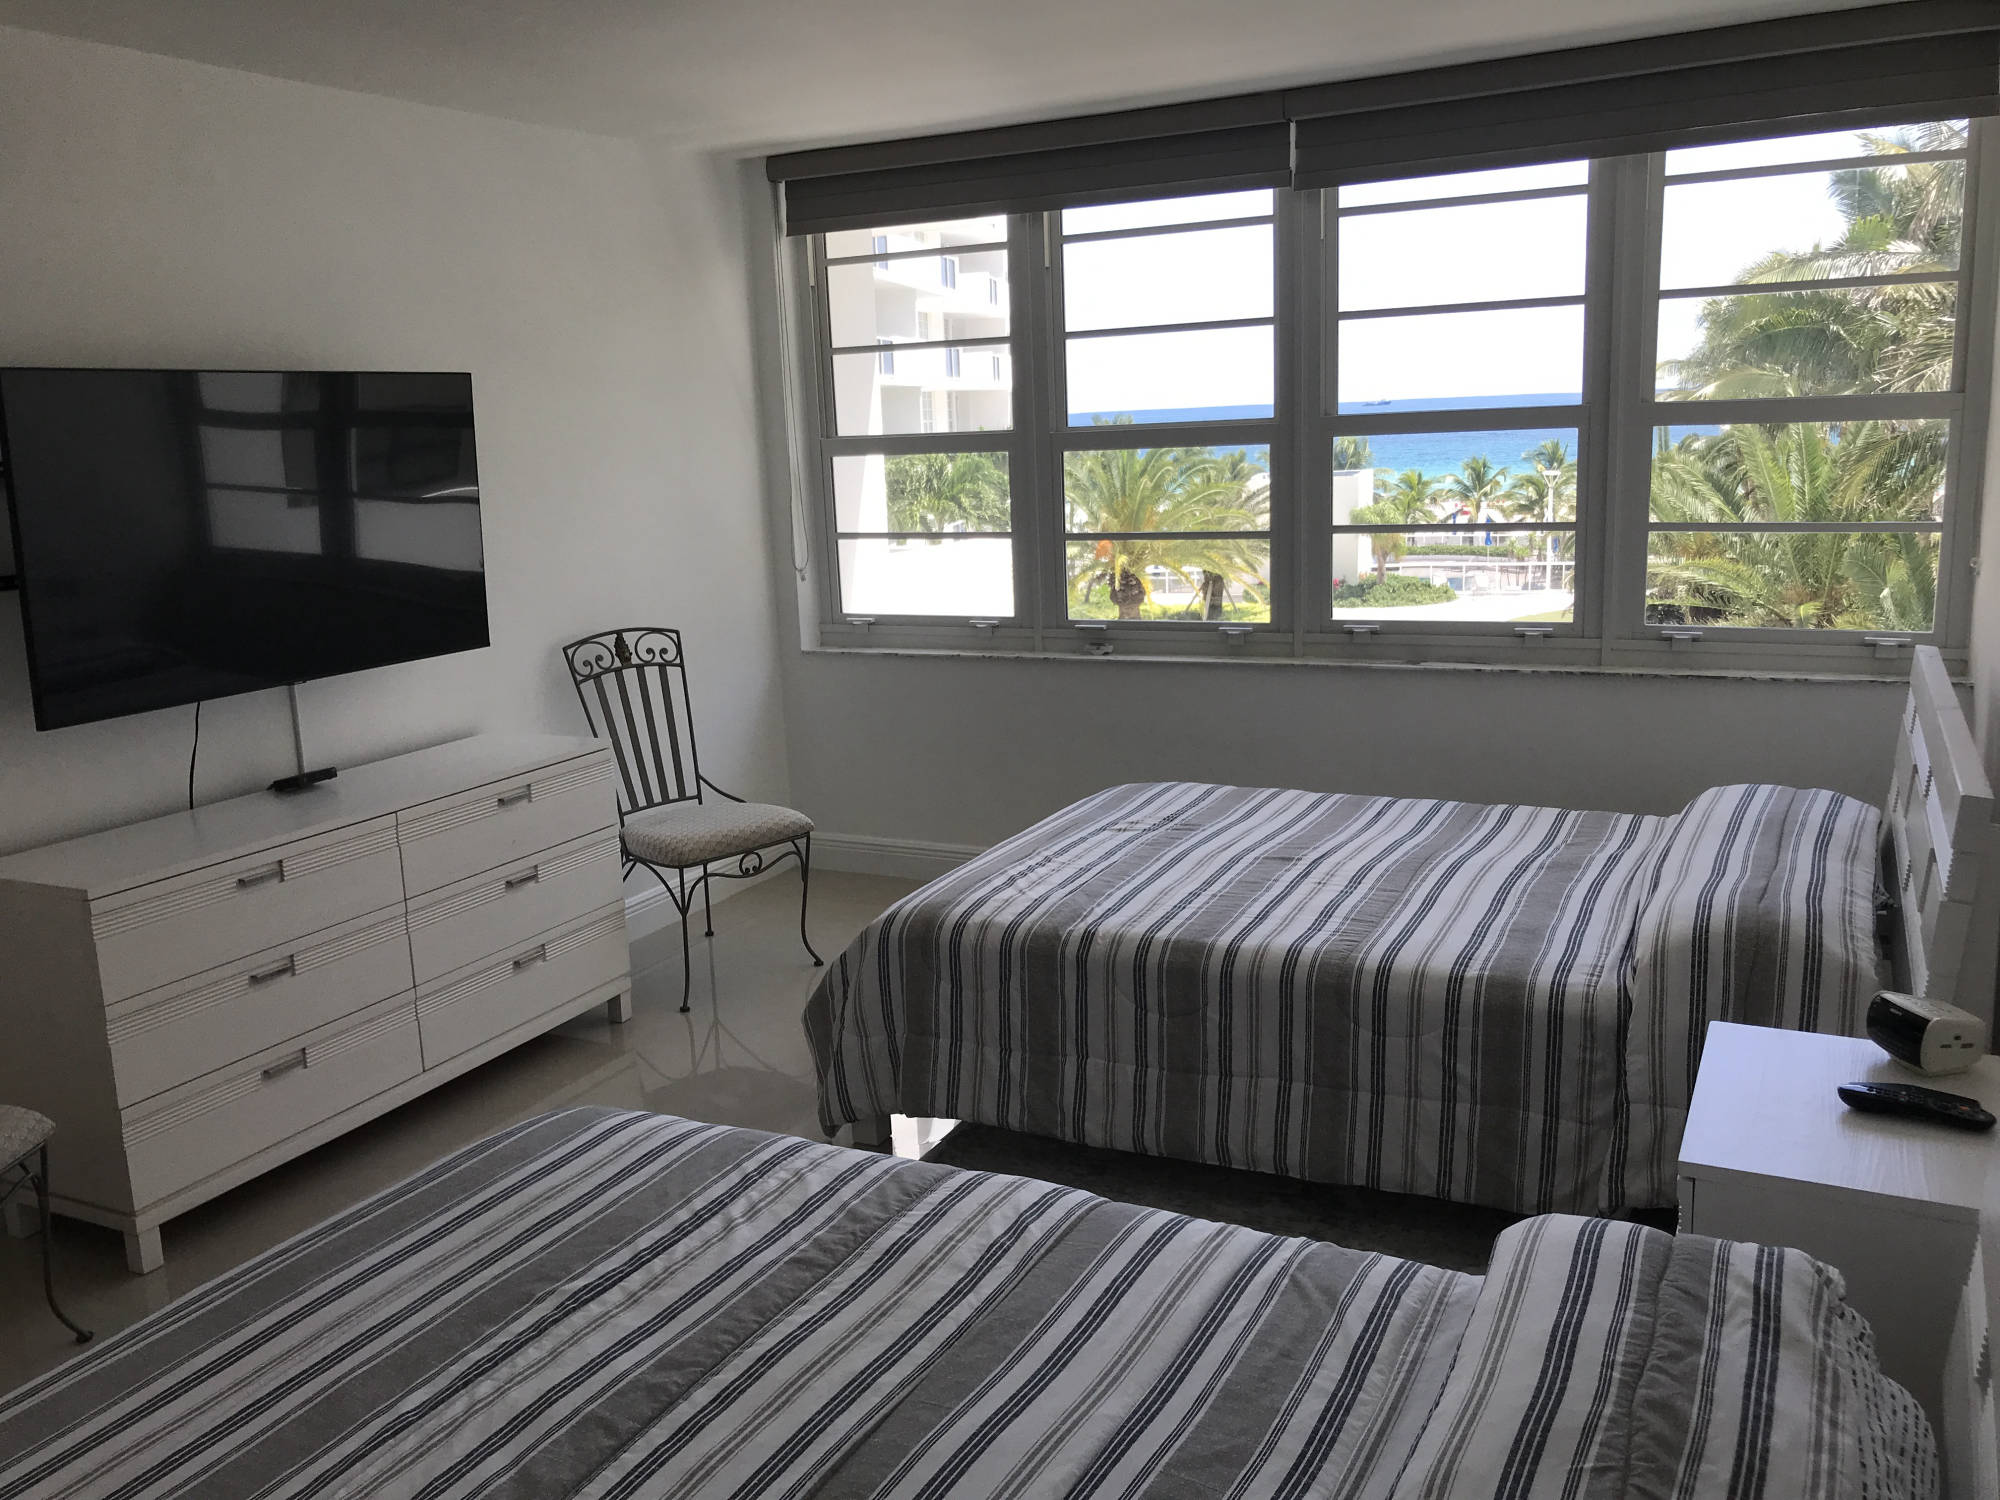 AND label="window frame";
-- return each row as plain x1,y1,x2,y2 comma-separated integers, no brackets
784,119,1998,676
